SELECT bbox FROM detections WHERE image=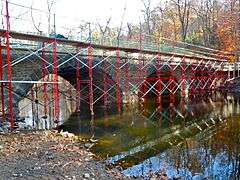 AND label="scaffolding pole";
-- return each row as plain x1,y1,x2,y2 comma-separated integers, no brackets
181,57,186,97
0,39,5,123
124,52,129,107
52,39,59,124
169,62,175,105
41,42,48,118
5,0,14,129
88,45,94,117
116,48,121,113
156,46,162,106
76,48,81,112
103,51,108,109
